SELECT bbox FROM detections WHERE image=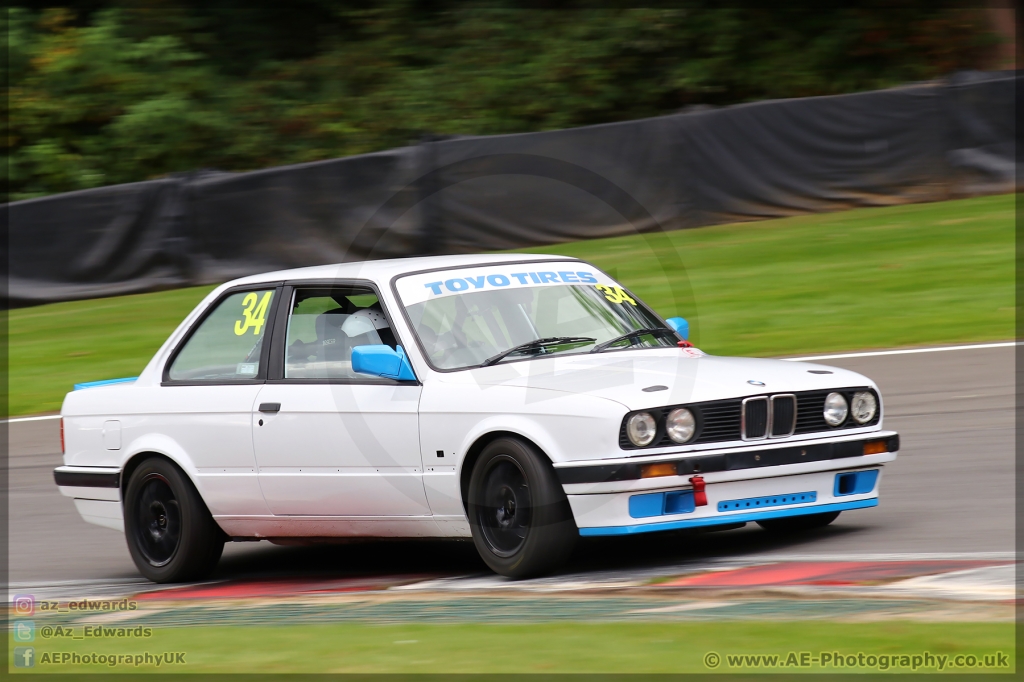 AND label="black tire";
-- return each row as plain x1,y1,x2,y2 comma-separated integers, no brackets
123,457,225,583
467,437,577,579
756,511,841,532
